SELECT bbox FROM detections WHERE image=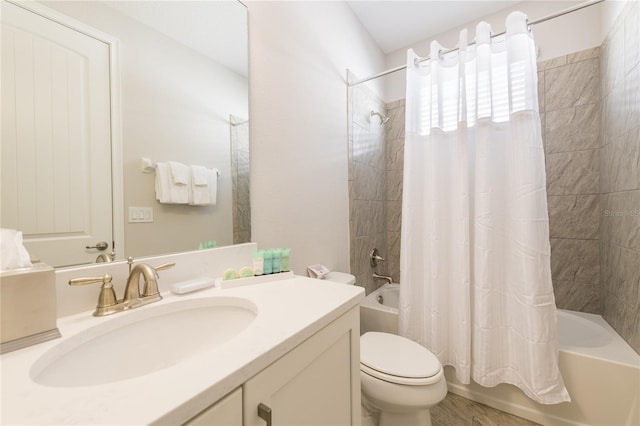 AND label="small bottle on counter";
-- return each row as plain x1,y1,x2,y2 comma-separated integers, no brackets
272,248,282,273
253,250,264,275
263,249,273,274
280,248,291,272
